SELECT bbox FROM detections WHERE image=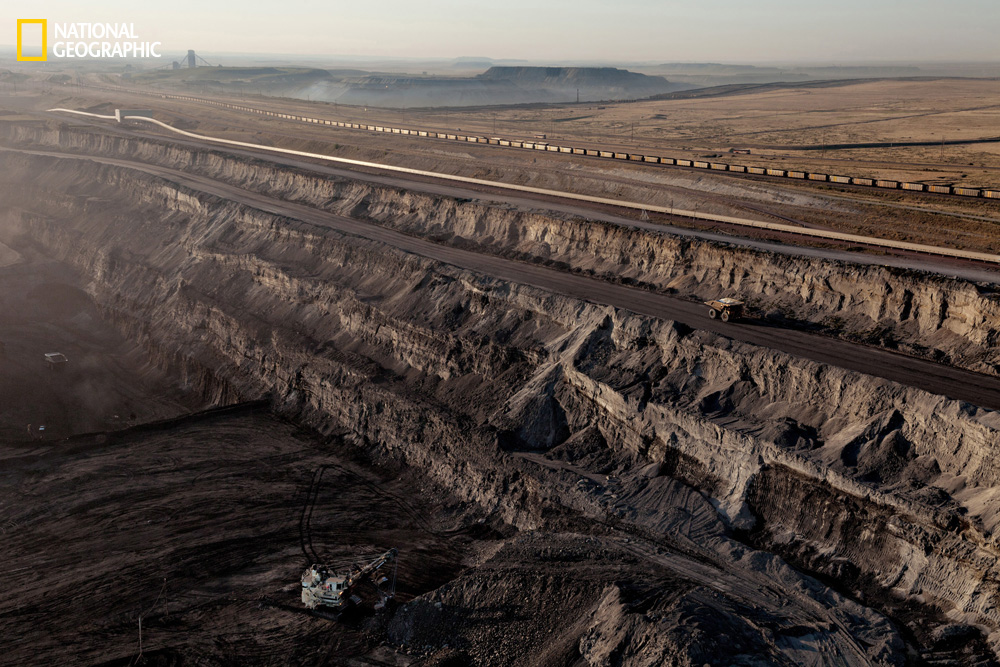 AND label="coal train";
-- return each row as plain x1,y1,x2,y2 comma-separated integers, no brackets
85,84,1000,200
